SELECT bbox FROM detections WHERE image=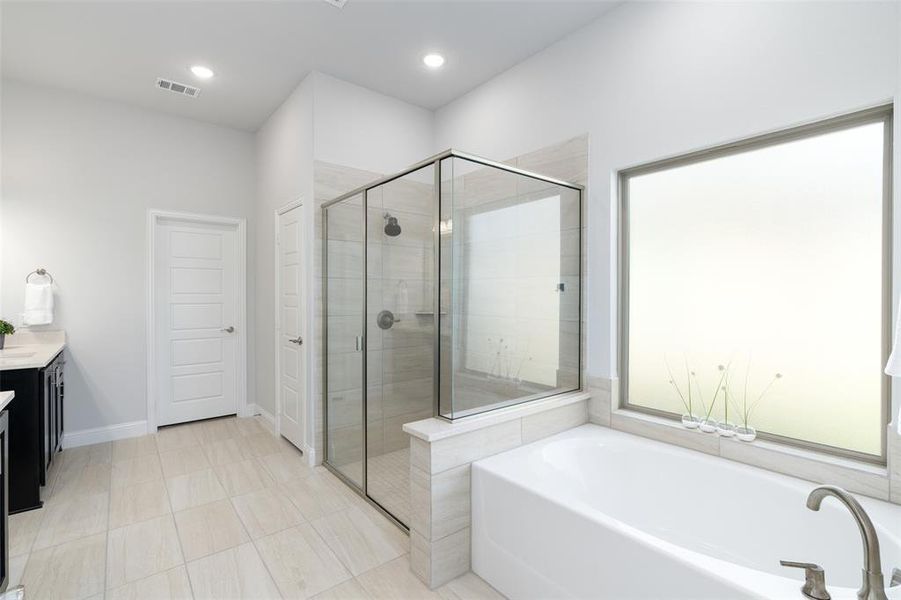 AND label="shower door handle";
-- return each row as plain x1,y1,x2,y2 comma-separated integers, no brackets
355,336,364,352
